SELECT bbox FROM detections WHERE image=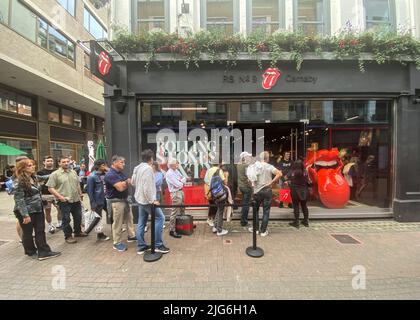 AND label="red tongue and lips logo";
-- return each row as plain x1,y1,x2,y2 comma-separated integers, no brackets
98,51,111,76
262,68,281,90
